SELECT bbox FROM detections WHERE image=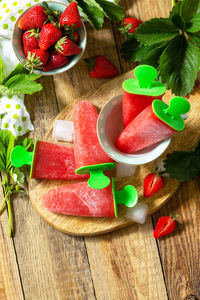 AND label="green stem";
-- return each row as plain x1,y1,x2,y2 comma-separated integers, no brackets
0,191,9,214
7,195,12,237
